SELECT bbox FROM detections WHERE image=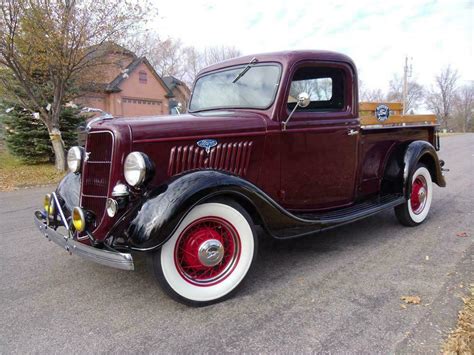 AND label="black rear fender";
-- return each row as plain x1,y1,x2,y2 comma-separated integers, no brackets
382,140,446,198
